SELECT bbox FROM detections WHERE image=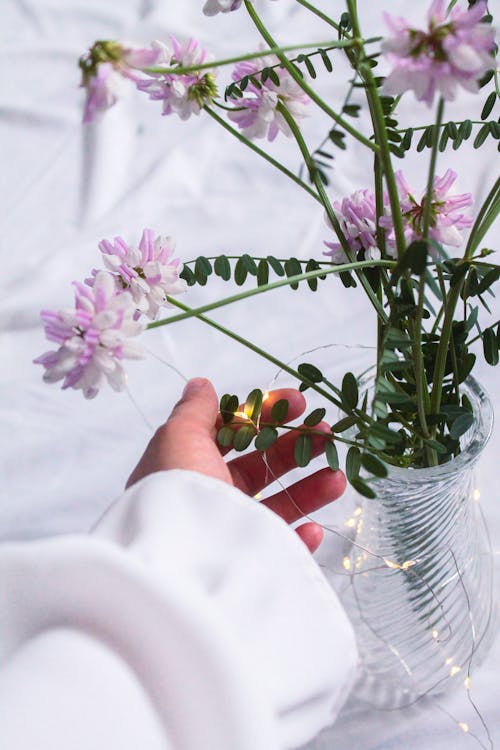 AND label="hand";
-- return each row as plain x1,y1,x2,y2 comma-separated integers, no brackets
127,377,346,553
